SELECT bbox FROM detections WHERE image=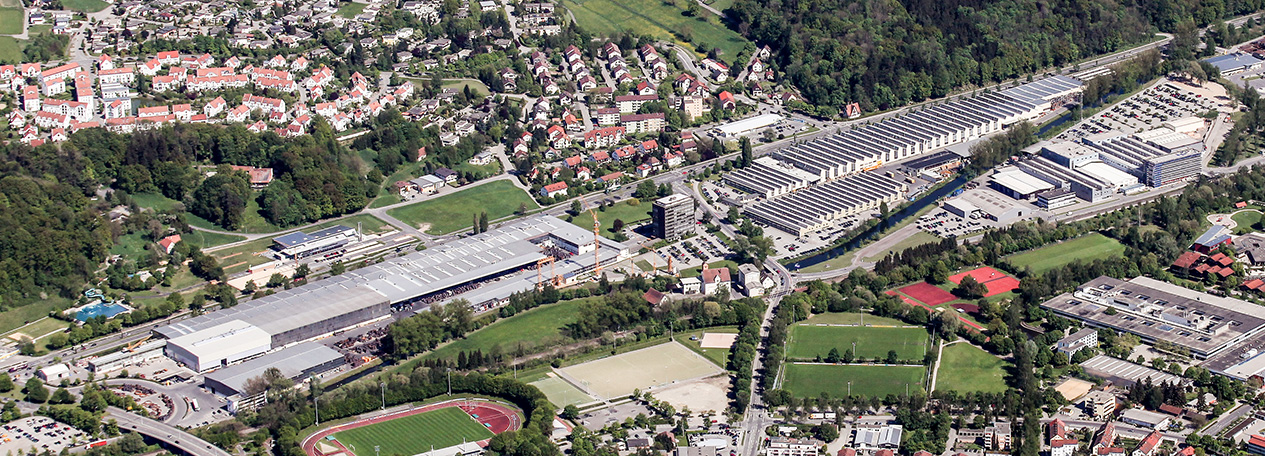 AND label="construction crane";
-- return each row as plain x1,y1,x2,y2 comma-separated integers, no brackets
535,256,558,288
639,242,659,276
125,335,152,352
585,200,602,277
